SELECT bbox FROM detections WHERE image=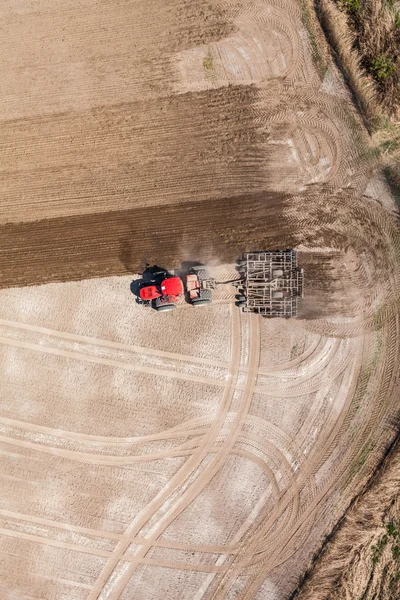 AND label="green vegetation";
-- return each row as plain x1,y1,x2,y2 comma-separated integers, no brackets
383,164,400,207
203,49,215,80
380,139,400,155
300,0,328,78
371,534,389,565
369,55,396,82
377,121,400,155
386,521,399,538
371,520,400,565
348,441,375,479
341,0,360,15
290,343,299,359
336,0,400,109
